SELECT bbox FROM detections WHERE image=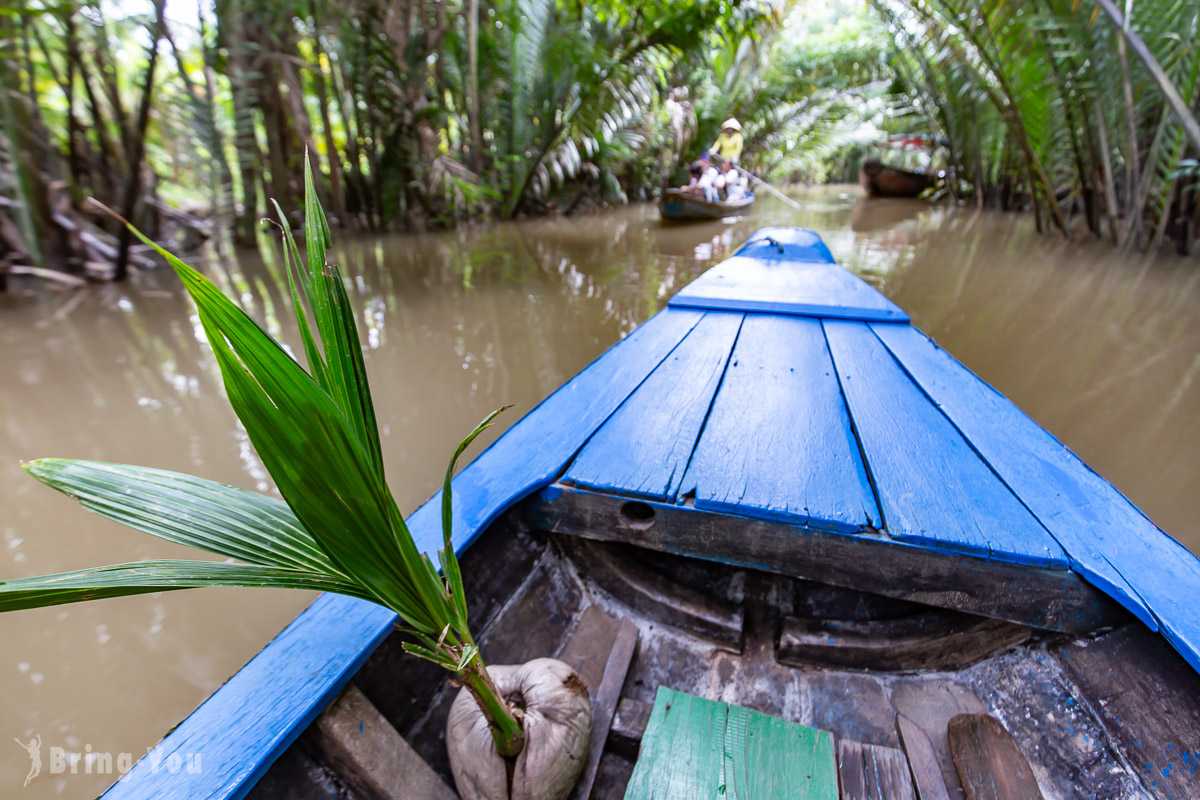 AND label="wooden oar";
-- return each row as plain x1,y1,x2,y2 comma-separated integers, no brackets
711,155,805,212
